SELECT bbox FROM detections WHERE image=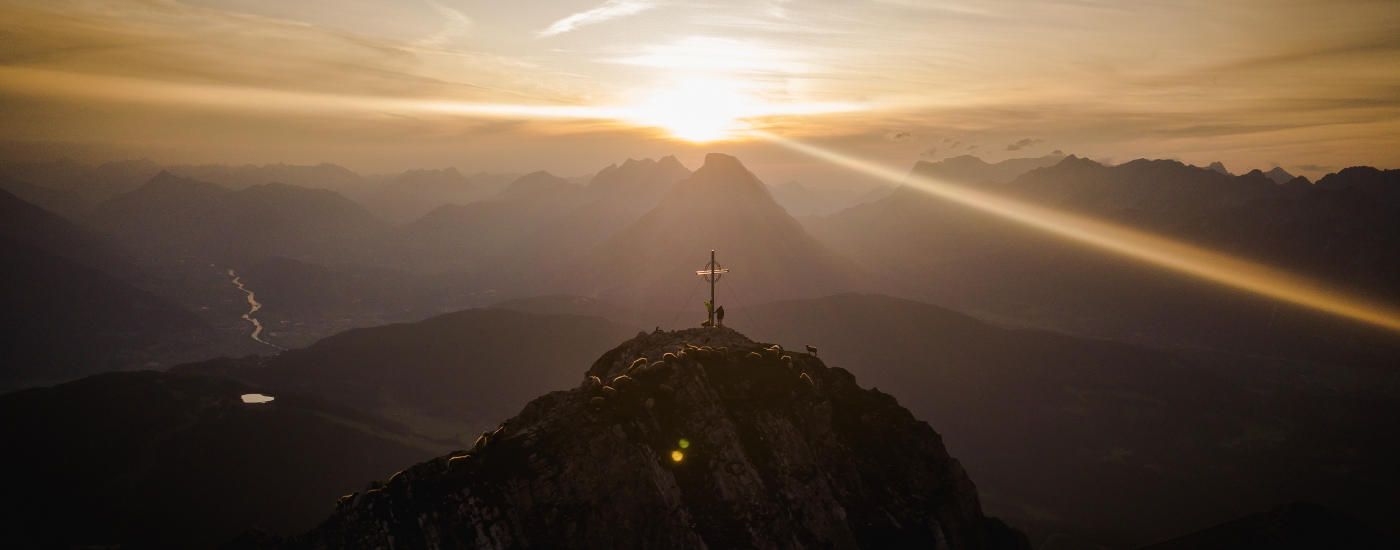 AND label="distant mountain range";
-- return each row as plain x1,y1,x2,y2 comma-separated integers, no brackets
90,171,388,266
812,156,1400,364
564,153,857,311
0,189,214,388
